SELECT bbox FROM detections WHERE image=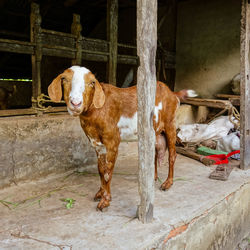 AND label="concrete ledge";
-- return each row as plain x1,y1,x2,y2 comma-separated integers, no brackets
156,183,250,250
0,114,96,188
0,114,139,188
0,146,249,249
